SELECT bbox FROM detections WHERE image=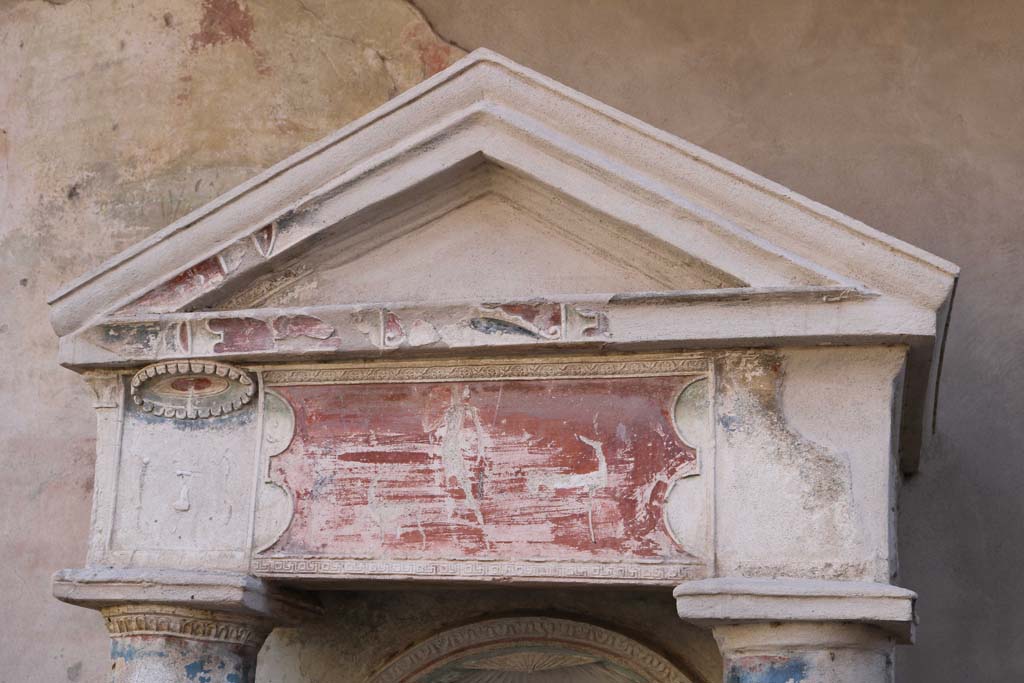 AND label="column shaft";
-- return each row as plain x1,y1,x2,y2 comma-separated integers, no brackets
715,622,893,683
102,604,270,683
